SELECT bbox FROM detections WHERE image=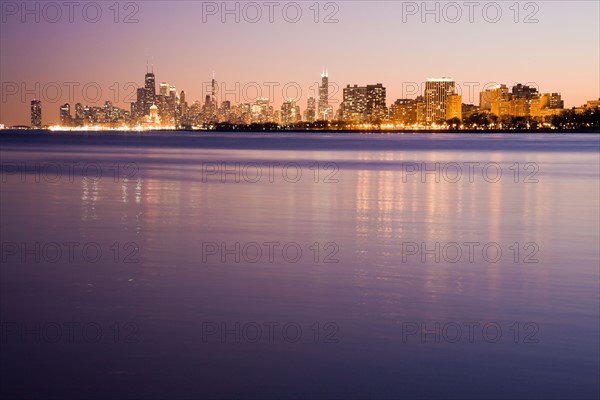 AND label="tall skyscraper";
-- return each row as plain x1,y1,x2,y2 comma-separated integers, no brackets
211,74,218,105
425,78,456,124
318,70,333,121
31,100,42,128
144,69,156,116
